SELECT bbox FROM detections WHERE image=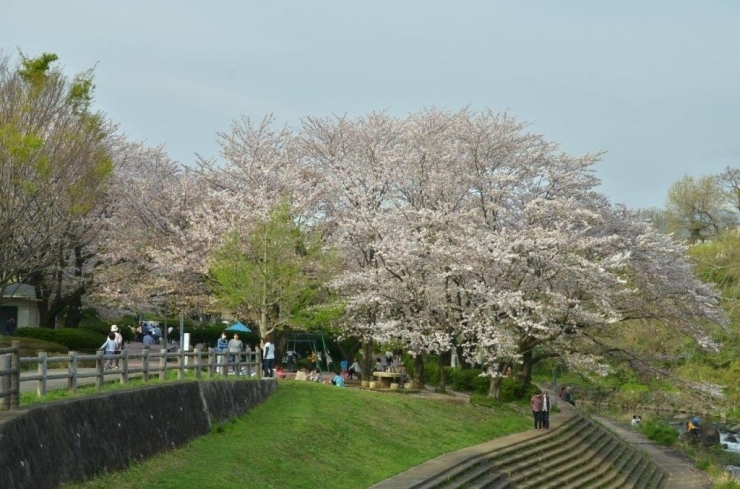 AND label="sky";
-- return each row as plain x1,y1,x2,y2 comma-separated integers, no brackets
1,0,738,209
